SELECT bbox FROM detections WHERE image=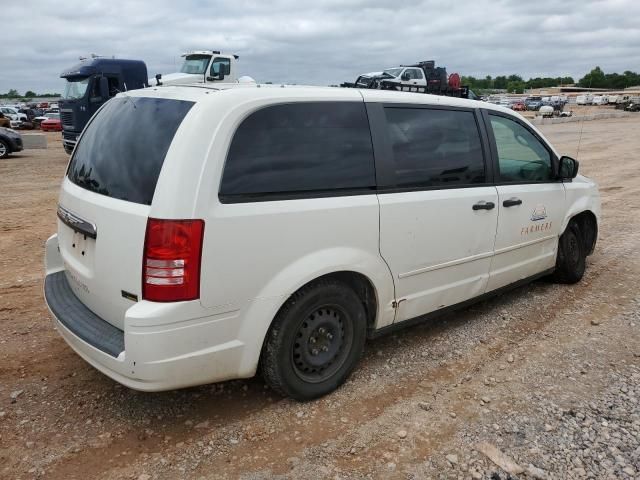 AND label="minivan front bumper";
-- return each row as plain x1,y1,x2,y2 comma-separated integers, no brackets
44,234,254,391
